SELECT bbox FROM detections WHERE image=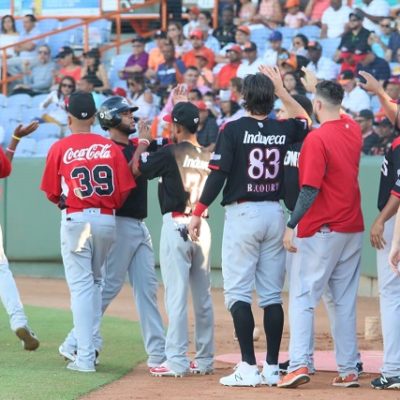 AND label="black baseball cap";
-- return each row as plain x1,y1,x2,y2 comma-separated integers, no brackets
244,41,257,52
349,10,364,21
357,109,374,120
338,69,355,85
163,102,199,133
56,46,74,59
67,91,96,120
308,41,322,51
